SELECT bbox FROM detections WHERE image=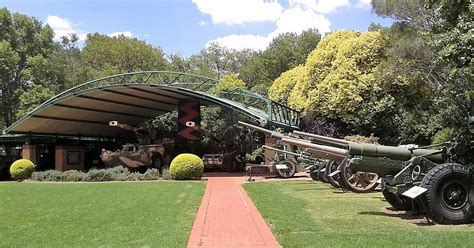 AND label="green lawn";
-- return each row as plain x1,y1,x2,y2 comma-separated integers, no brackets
0,181,205,247
244,181,473,248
